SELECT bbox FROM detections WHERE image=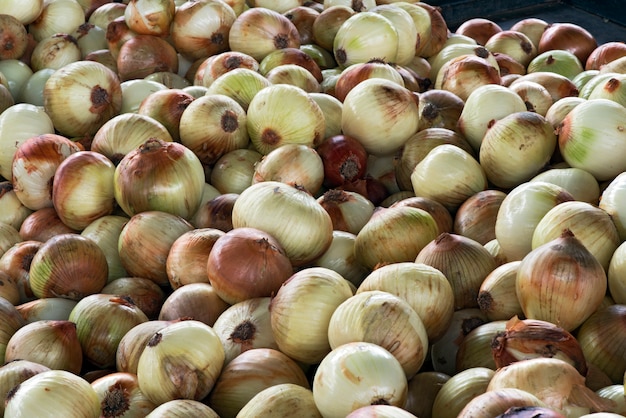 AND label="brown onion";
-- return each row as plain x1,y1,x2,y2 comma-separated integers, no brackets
116,34,178,81
455,17,502,46
19,207,78,242
538,22,597,64
207,227,293,304
166,228,225,289
585,41,626,70
137,89,195,143
158,282,230,327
